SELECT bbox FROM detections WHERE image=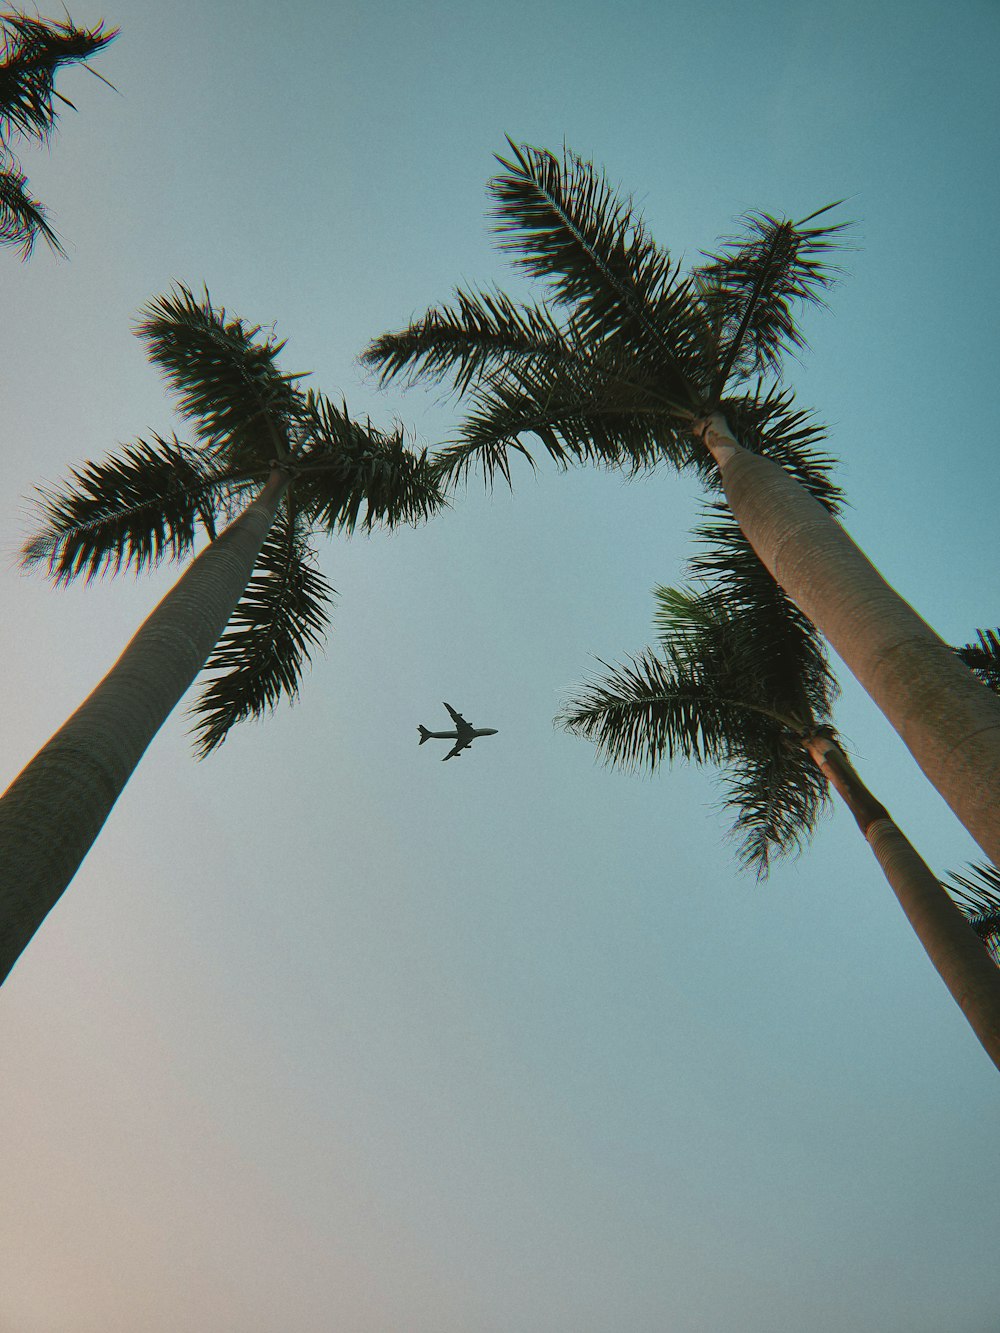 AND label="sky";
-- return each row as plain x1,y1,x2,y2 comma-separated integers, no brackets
2,1,999,1330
